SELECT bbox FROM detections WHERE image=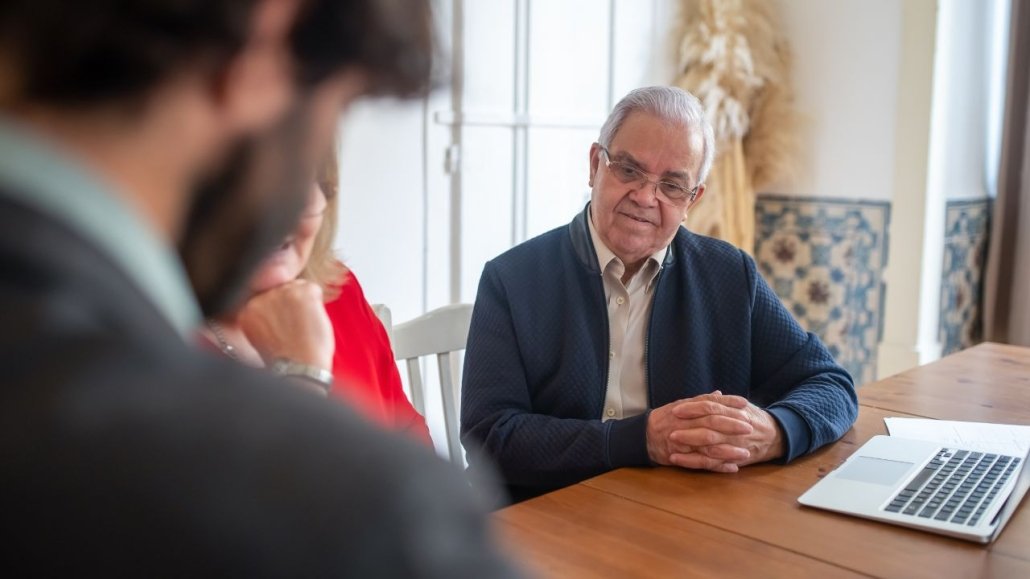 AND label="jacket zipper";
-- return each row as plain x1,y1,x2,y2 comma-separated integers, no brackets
645,269,665,406
598,271,611,419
